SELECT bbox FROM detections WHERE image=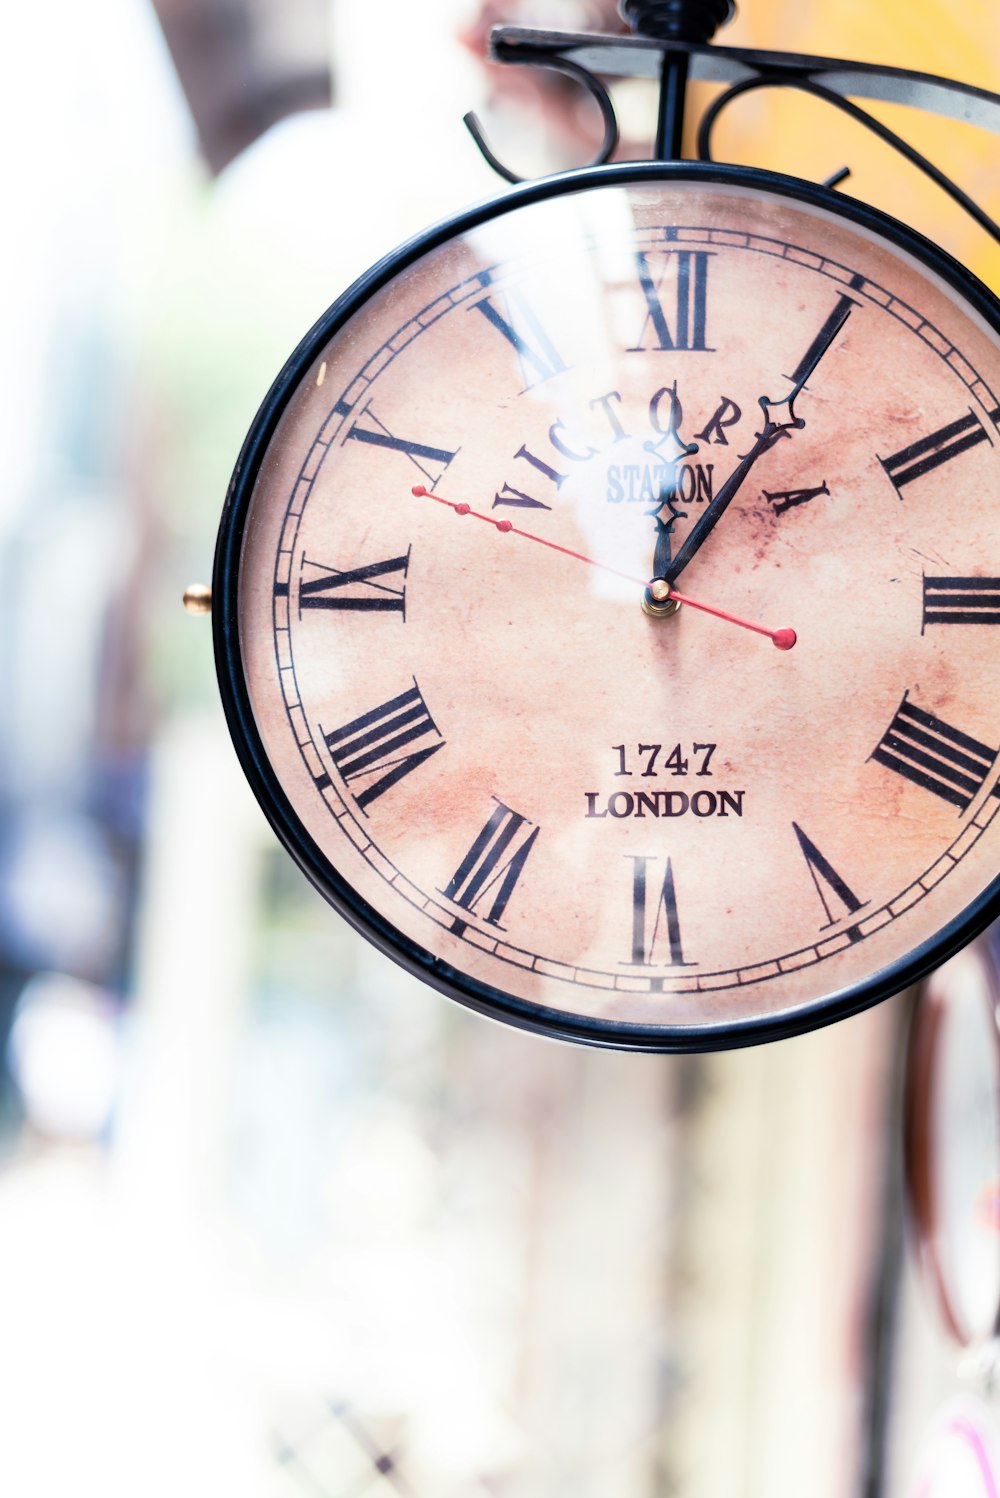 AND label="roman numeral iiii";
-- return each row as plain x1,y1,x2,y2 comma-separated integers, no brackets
871,694,999,812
